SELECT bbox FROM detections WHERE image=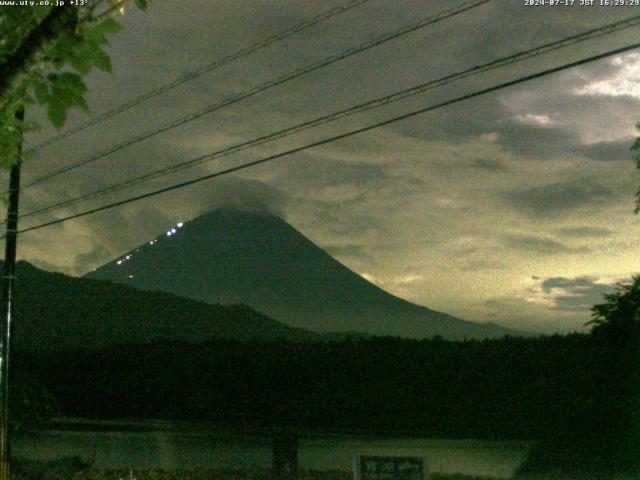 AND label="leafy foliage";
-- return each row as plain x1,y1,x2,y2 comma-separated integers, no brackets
631,124,640,213
0,0,148,435
19,334,594,440
19,332,639,477
0,8,53,64
516,276,640,478
588,275,640,342
10,374,59,432
0,1,146,169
